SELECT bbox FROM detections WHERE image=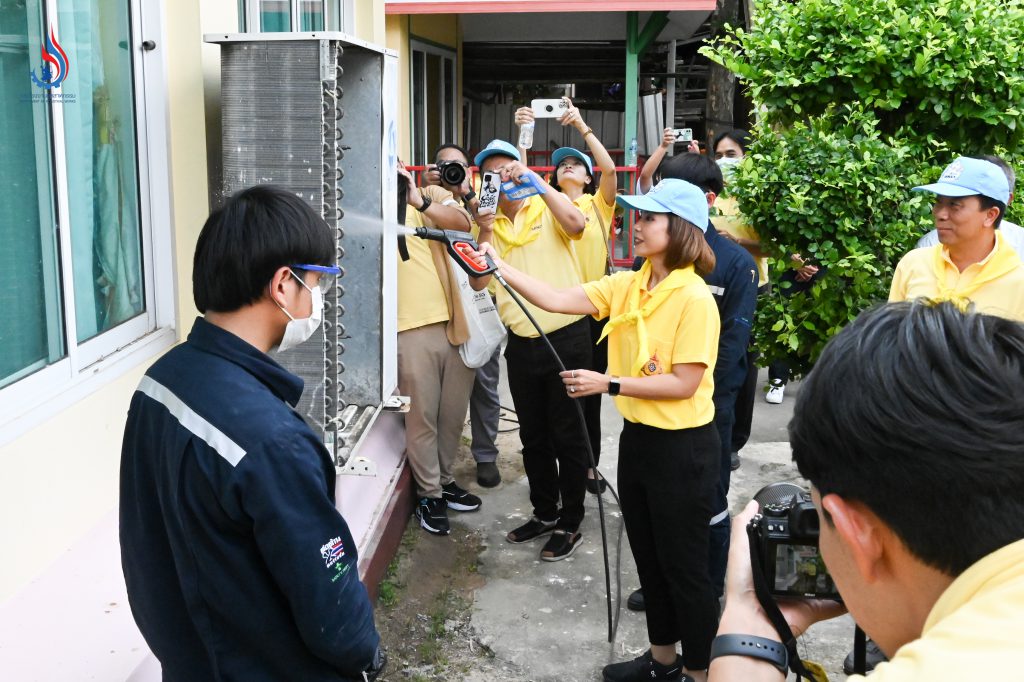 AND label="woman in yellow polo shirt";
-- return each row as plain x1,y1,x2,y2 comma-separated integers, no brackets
476,178,721,682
